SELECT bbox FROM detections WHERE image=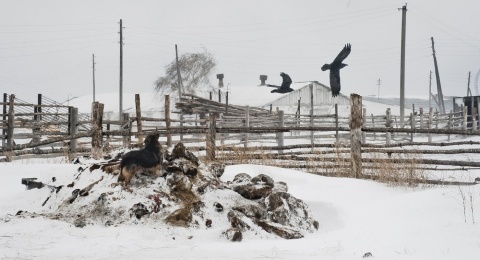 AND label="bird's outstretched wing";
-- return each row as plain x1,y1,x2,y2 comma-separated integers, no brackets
330,69,341,97
332,44,351,65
